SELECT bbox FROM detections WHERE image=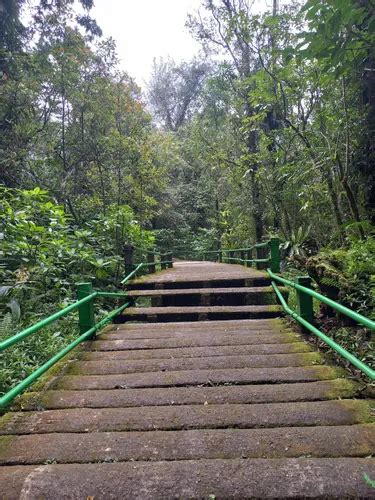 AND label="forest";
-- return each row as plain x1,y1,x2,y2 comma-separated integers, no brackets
0,0,374,394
